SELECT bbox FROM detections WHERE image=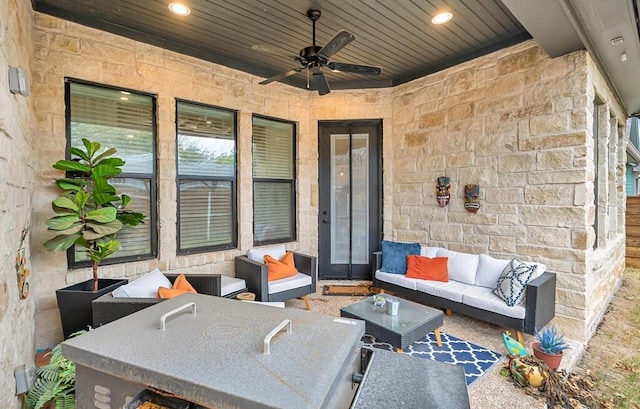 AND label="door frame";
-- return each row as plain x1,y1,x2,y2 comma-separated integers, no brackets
317,119,383,280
